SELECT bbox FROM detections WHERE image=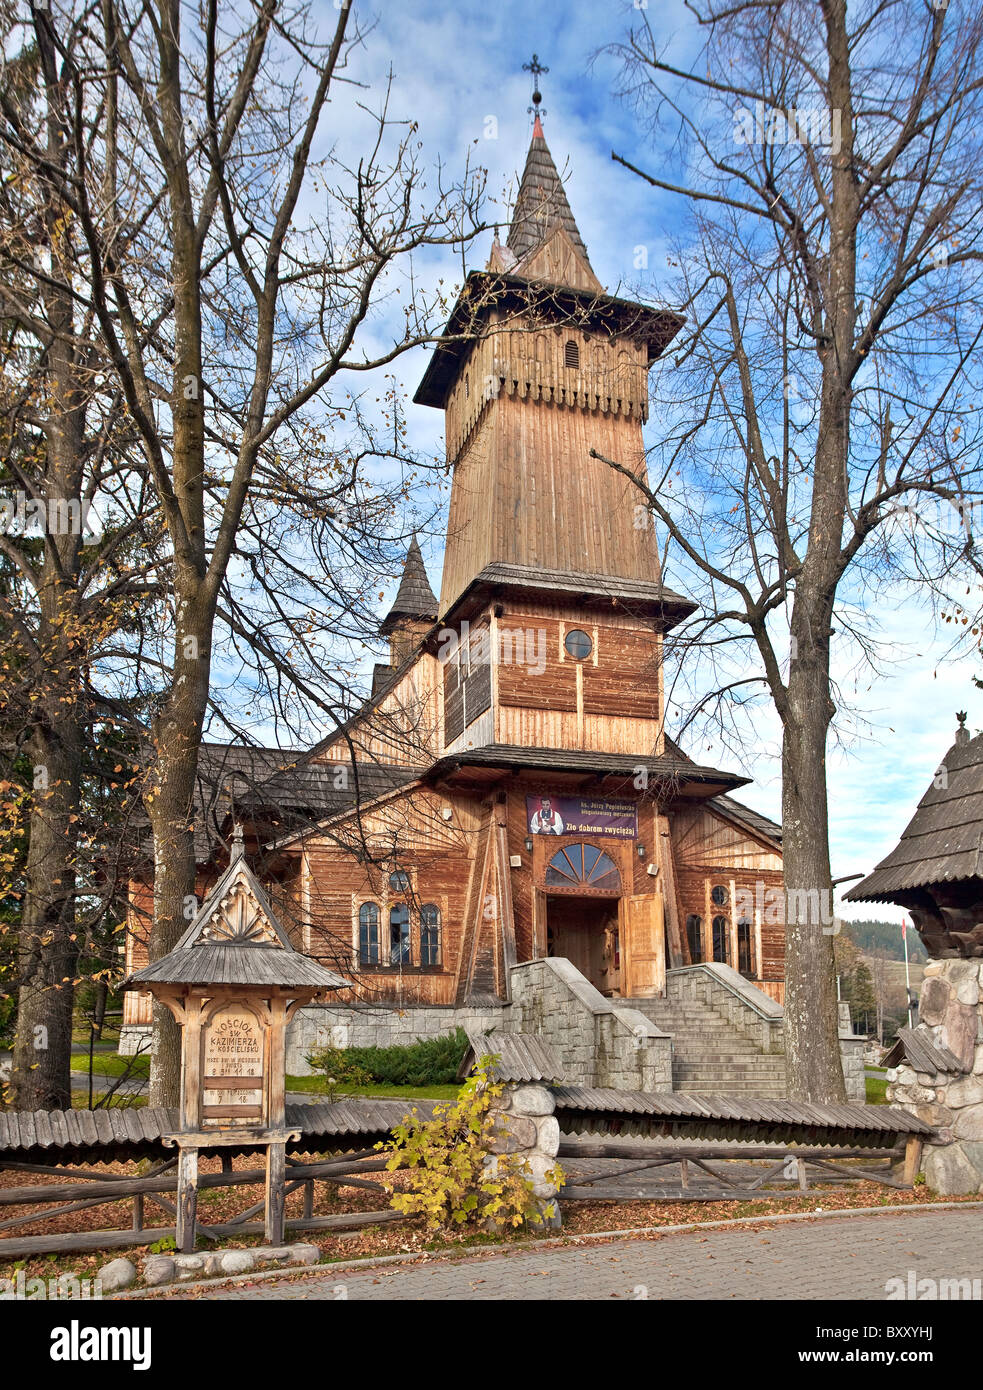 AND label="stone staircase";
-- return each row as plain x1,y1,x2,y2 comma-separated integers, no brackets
627,963,788,1099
